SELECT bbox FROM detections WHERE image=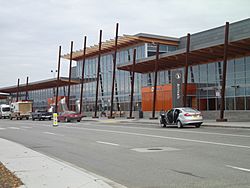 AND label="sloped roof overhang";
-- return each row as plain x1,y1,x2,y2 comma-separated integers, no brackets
62,34,179,61
0,77,96,93
117,36,250,73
